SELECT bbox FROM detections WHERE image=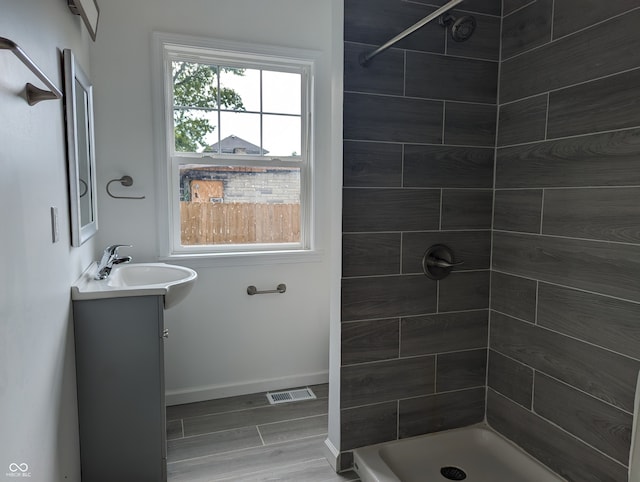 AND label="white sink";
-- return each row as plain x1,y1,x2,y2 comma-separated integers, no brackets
107,264,194,288
72,262,197,309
